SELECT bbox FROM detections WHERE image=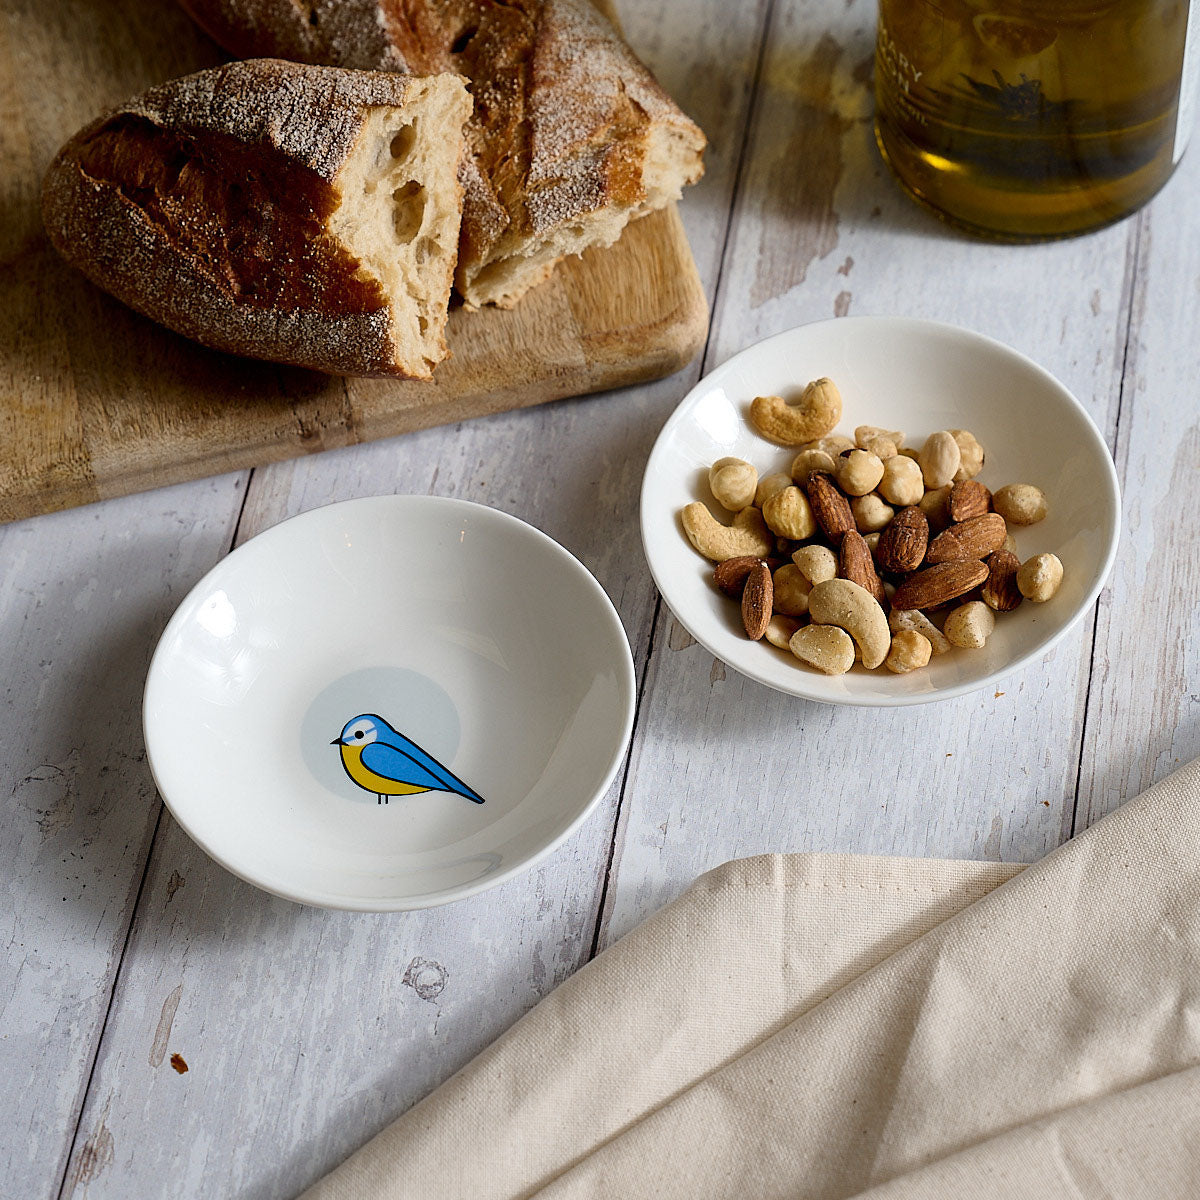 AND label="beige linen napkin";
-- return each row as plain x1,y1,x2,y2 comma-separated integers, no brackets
303,757,1200,1200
